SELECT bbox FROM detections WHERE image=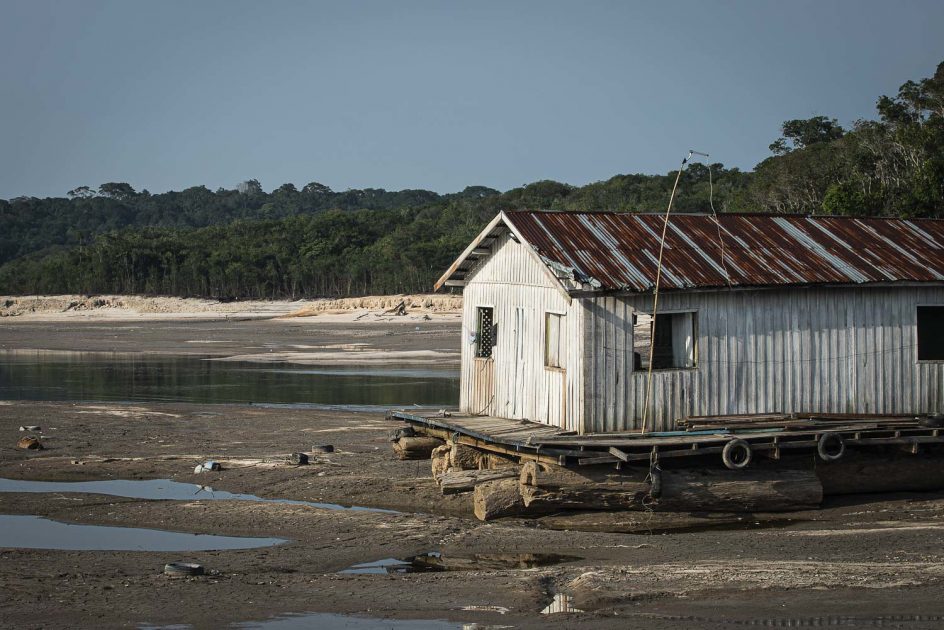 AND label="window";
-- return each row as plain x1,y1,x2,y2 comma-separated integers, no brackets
917,306,944,361
475,307,495,358
634,311,696,370
545,313,564,368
